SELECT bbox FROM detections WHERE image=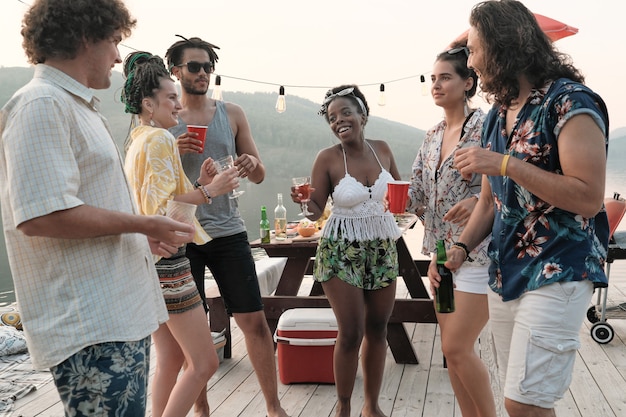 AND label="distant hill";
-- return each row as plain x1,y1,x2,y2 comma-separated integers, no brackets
0,66,425,178
607,135,626,171
610,127,626,140
4,66,624,179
